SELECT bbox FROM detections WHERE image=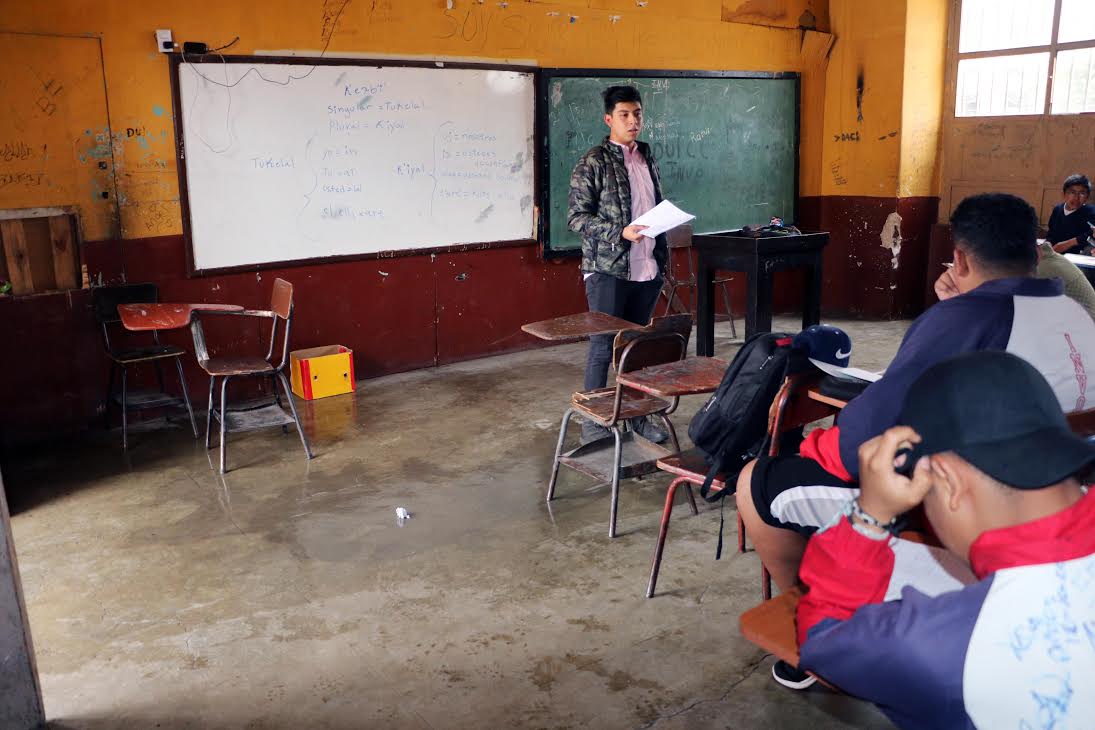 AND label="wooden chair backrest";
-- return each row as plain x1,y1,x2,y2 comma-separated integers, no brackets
270,278,293,320
615,332,687,376
767,372,841,457
665,223,693,250
611,313,693,369
1067,407,1095,437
